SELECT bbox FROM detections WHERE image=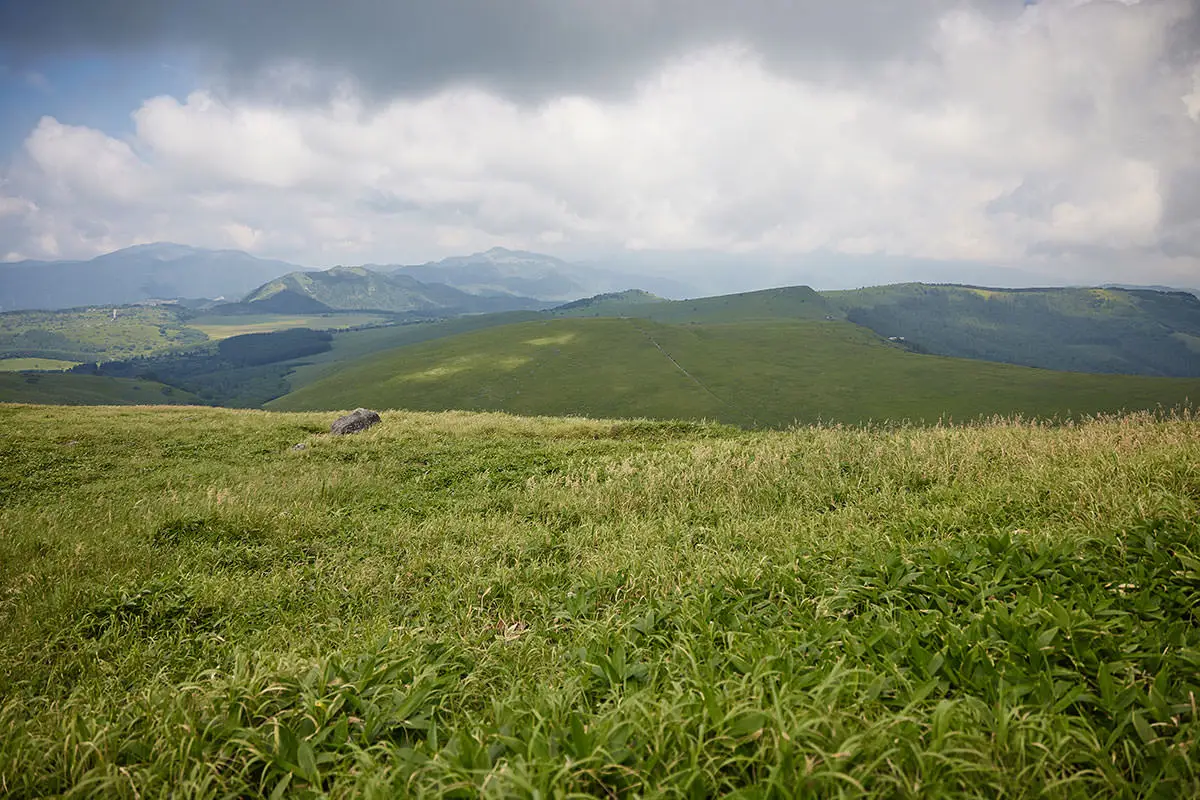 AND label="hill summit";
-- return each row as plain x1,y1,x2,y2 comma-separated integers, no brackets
238,265,552,316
